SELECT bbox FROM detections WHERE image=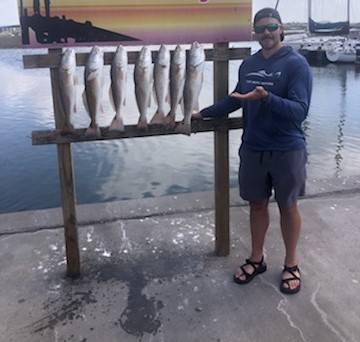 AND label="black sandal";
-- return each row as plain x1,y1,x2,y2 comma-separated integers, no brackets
280,265,301,295
233,257,267,285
